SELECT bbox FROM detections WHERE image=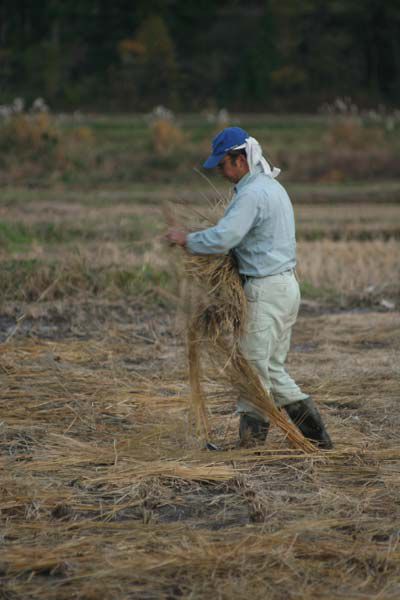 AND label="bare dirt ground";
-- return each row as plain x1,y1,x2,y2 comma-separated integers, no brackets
1,303,400,599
